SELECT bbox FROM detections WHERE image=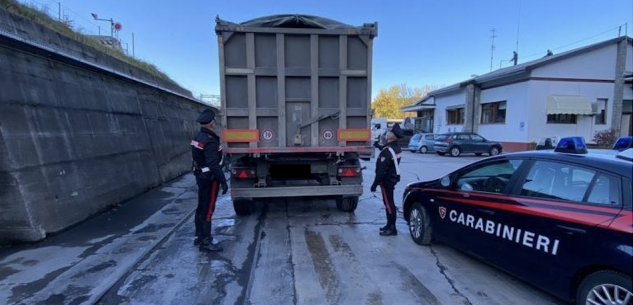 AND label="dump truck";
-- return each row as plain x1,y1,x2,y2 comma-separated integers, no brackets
215,15,378,215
